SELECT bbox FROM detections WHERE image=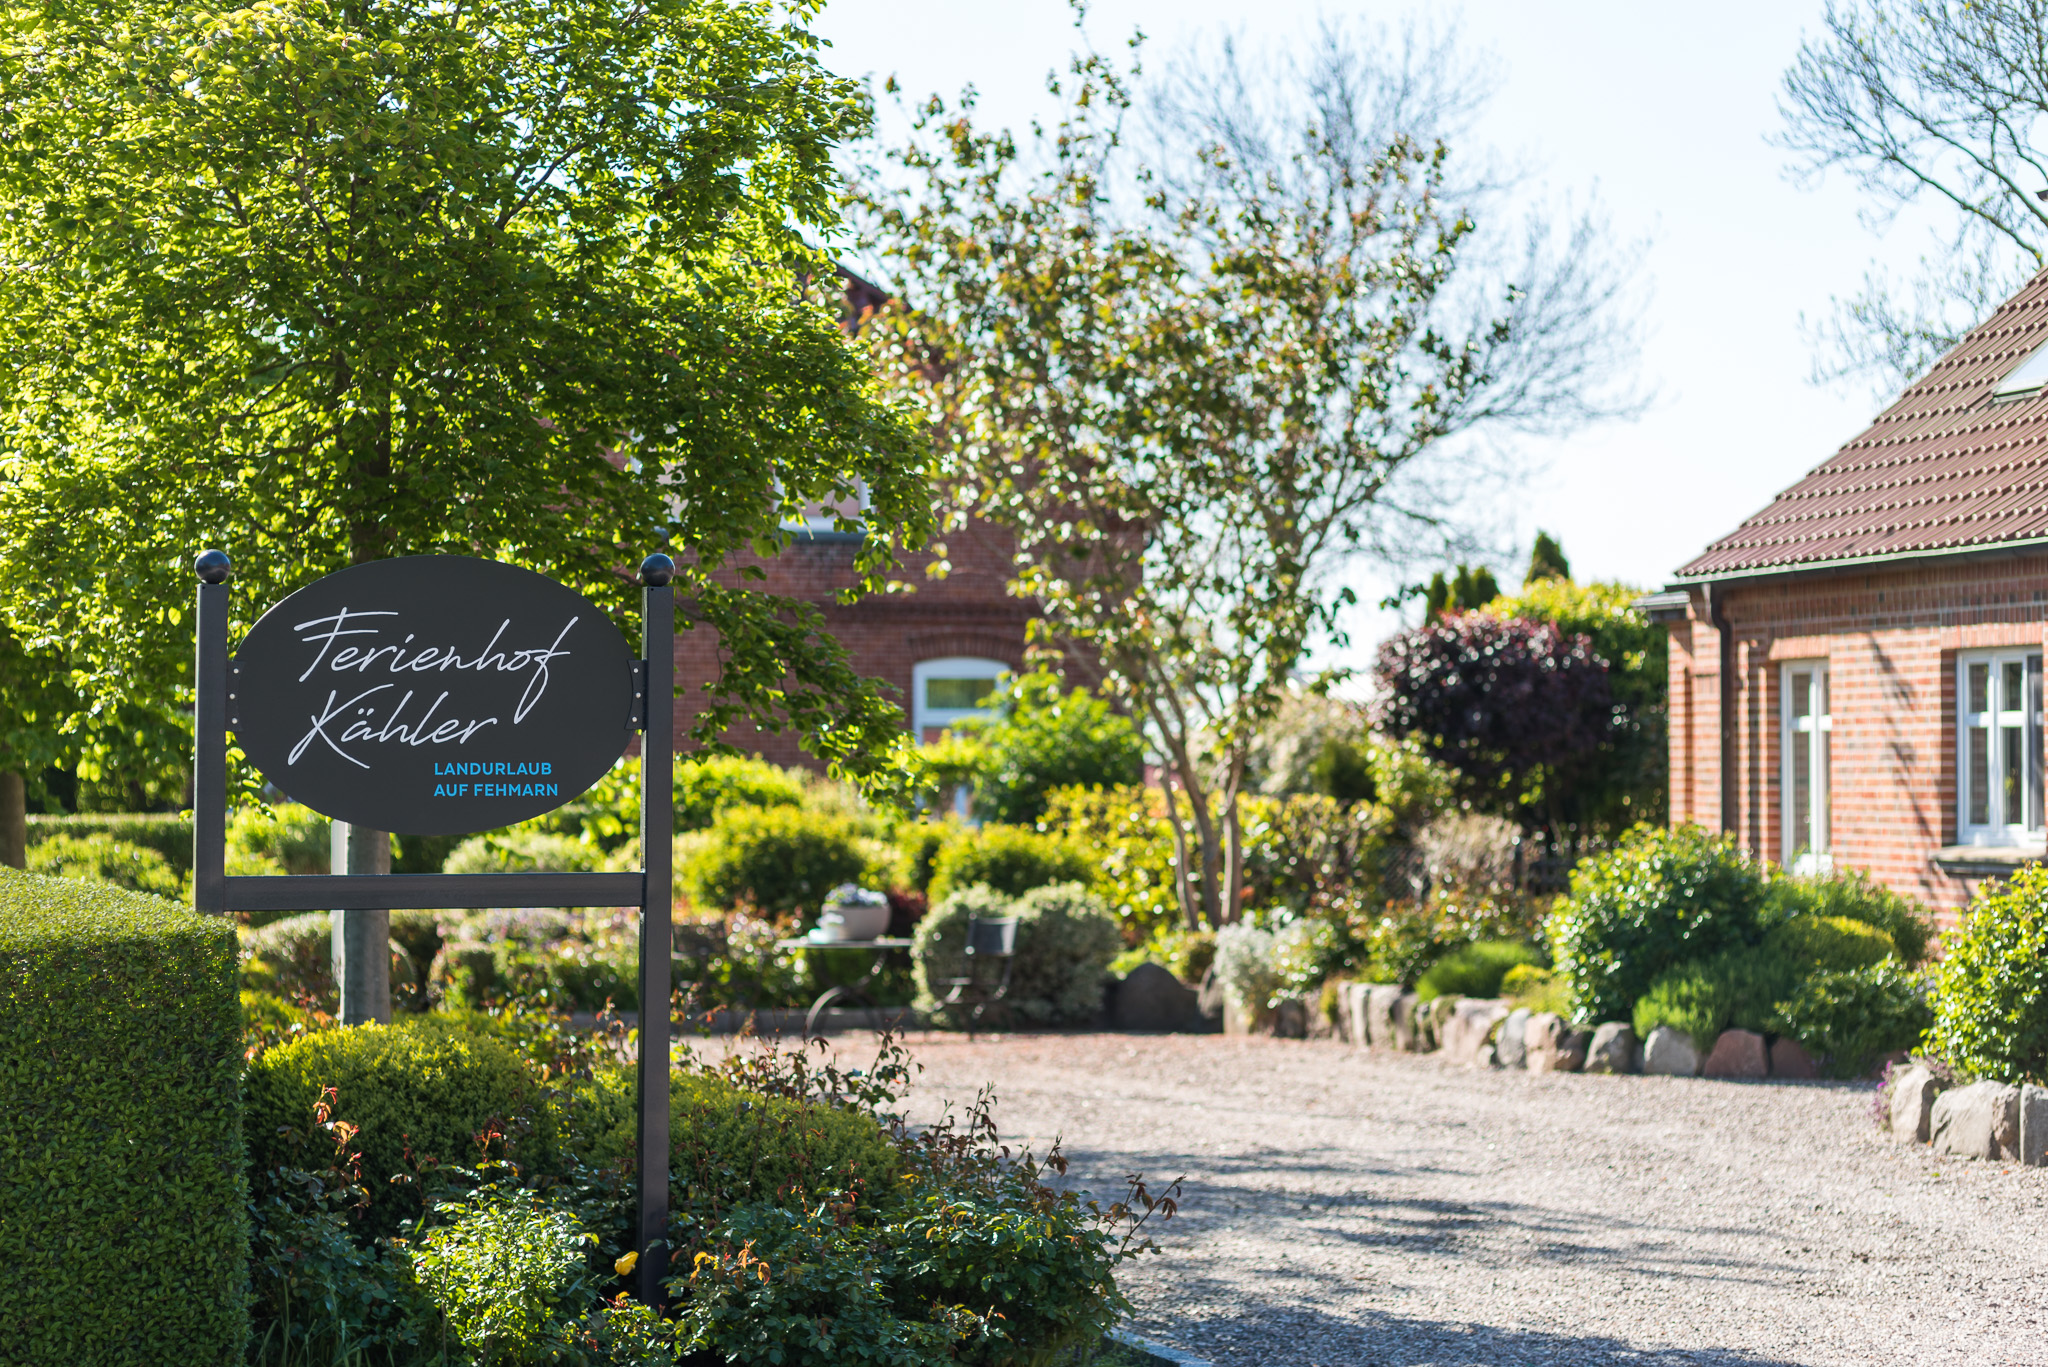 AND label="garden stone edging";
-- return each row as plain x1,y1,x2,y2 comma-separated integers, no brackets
1929,1080,2021,1159
1109,1327,1217,1366
1889,1065,1941,1144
